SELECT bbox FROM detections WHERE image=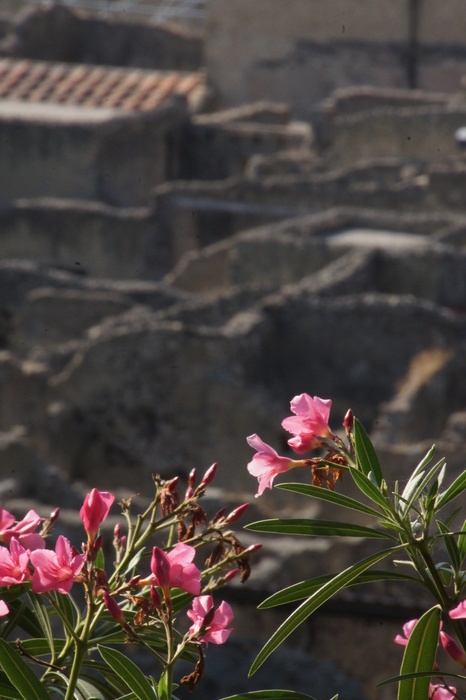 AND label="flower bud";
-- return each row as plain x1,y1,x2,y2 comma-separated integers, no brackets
223,568,239,583
343,409,353,432
201,463,217,487
80,489,115,541
242,543,262,555
212,508,226,523
440,631,466,667
49,508,60,524
188,469,197,488
103,591,126,625
224,503,249,524
167,477,179,492
150,585,162,609
151,547,171,590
